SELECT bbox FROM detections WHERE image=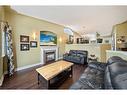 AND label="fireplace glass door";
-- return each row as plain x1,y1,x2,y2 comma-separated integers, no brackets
45,50,56,63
